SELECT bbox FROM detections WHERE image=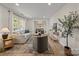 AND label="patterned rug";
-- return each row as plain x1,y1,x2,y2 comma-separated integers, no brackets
0,36,54,56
